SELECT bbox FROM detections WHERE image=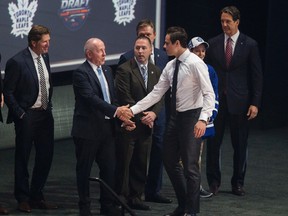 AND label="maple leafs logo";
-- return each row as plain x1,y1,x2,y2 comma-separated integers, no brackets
8,0,38,38
112,0,136,26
